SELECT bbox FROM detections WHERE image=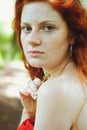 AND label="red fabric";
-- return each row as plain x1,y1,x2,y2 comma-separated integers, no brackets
17,118,34,130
